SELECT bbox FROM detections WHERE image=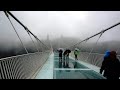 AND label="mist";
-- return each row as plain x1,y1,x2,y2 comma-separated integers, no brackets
10,11,120,40
1,11,120,58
